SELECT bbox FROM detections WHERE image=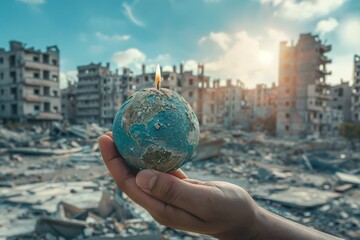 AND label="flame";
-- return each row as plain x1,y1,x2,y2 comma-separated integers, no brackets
155,64,161,89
